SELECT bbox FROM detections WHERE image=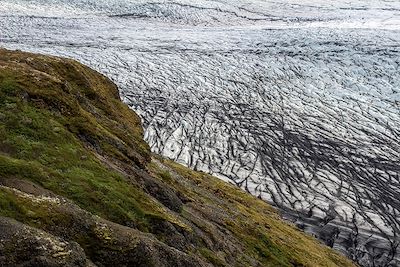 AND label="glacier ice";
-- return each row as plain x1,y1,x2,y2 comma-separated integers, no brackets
0,0,399,266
